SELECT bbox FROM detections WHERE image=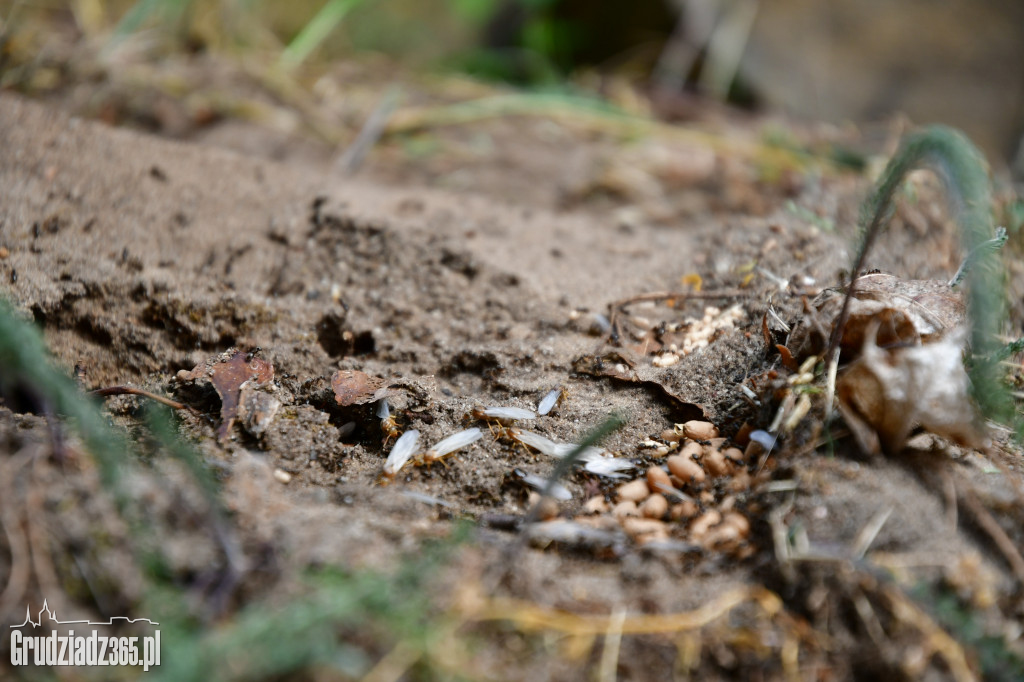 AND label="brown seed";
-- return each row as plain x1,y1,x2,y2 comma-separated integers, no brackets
0,246,8,259
661,428,683,443
646,466,673,494
703,449,731,477
729,470,753,491
678,440,704,461
723,512,750,536
744,439,765,461
682,420,719,441
734,422,754,447
702,523,741,547
667,454,705,484
708,437,728,449
527,492,559,520
616,478,651,503
640,493,668,519
621,517,669,541
583,496,609,514
611,500,640,518
723,447,744,462
670,501,698,520
689,510,722,539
